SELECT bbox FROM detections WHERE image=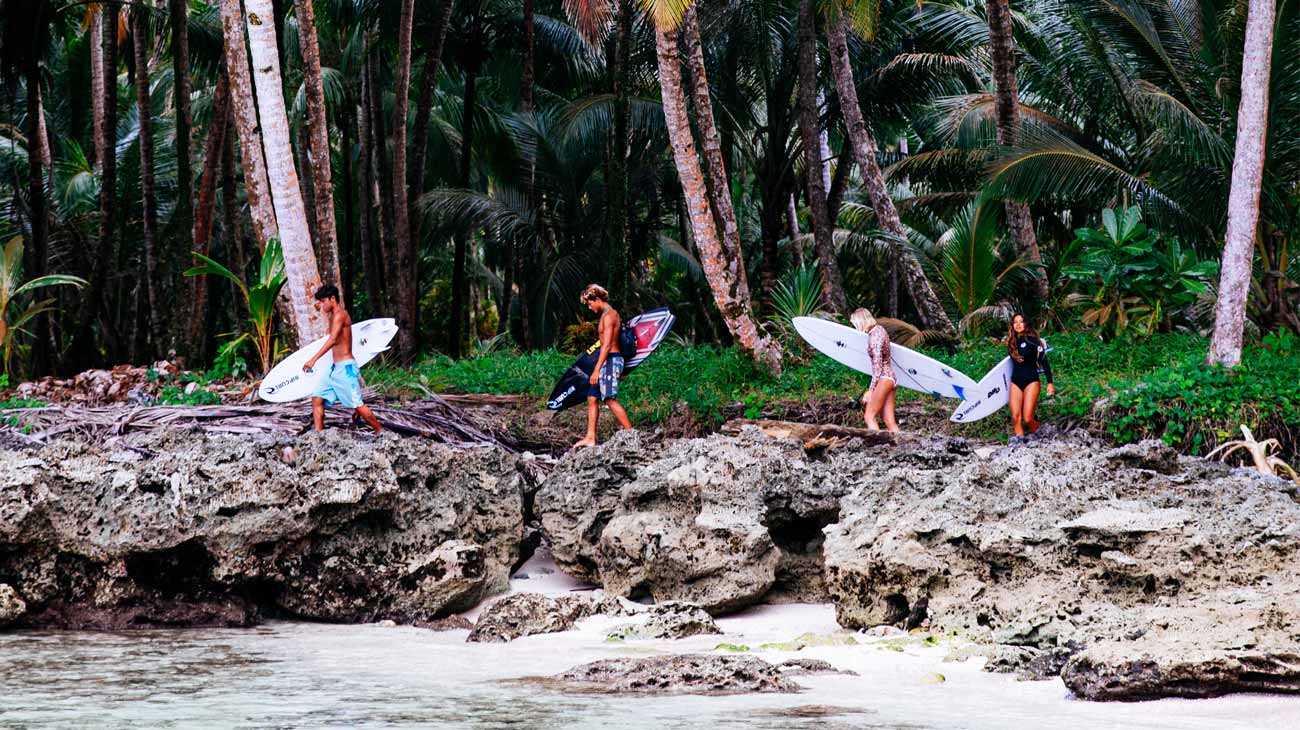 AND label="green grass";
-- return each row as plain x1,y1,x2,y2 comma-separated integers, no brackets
367,331,1300,456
